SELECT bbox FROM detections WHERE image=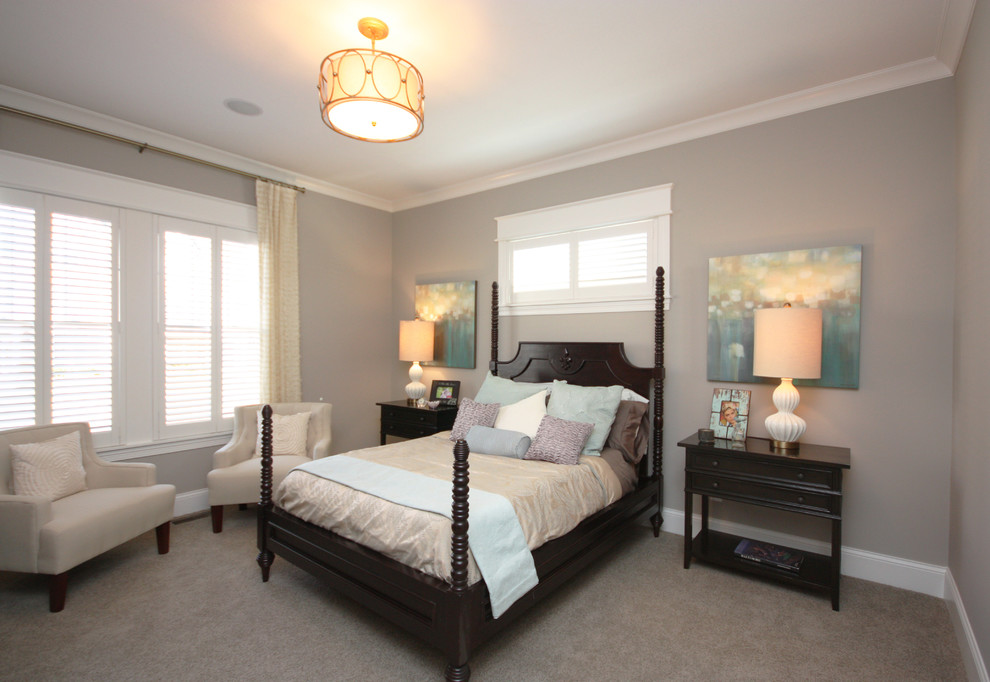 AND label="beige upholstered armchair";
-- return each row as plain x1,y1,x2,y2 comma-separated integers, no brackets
0,422,176,612
207,402,332,532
